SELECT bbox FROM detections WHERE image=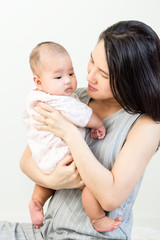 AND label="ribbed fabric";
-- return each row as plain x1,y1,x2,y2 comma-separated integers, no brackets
0,88,143,240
